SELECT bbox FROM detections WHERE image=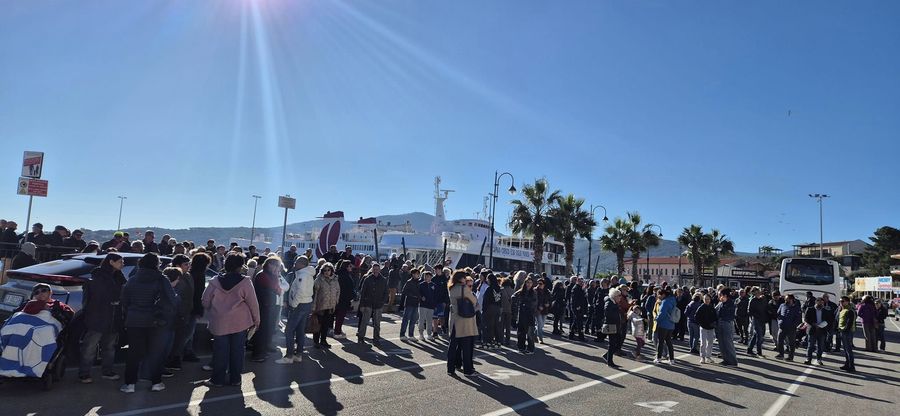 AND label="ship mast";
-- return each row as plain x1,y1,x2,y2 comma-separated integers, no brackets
432,176,454,233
